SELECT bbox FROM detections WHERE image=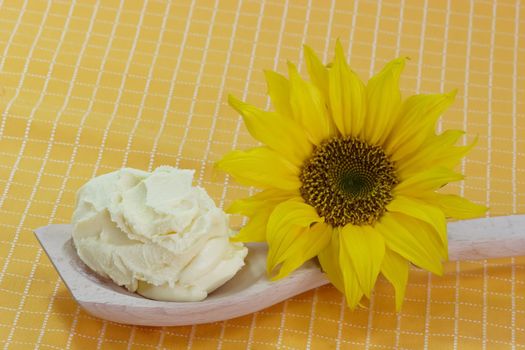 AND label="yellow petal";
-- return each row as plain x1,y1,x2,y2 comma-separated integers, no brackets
364,57,406,145
216,147,301,191
430,136,478,170
340,259,365,309
228,95,313,165
339,224,385,297
387,91,456,160
304,45,329,100
319,227,364,308
288,62,334,144
266,199,323,275
264,70,293,118
376,212,444,275
318,228,346,293
232,212,270,242
419,193,487,219
381,248,408,311
228,189,296,217
270,222,332,280
229,189,295,243
328,40,366,137
387,195,447,248
397,130,465,177
395,167,464,196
